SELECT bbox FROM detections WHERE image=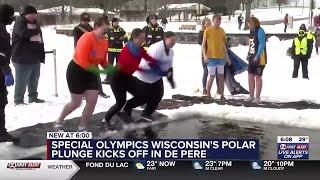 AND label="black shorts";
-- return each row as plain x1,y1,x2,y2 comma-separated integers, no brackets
248,64,265,76
66,60,99,94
